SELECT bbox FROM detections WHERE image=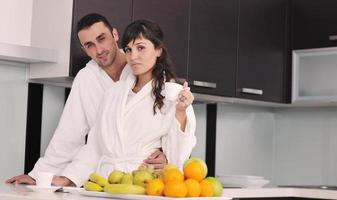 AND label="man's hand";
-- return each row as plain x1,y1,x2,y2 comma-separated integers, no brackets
5,174,36,185
143,150,168,170
52,176,76,187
